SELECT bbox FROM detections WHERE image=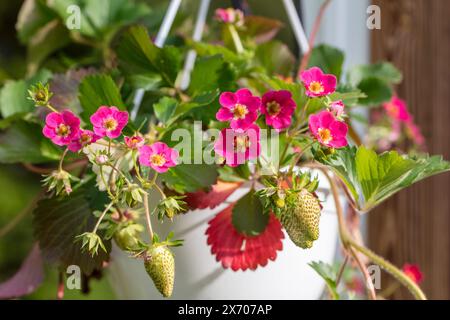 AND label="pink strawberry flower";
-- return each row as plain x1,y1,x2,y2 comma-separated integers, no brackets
138,142,178,173
261,90,297,131
216,89,261,132
406,121,426,146
124,135,144,149
68,129,99,152
383,96,411,122
309,110,348,148
43,110,80,146
215,8,244,25
214,124,261,167
300,67,337,97
402,264,423,284
330,100,345,118
90,106,129,139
